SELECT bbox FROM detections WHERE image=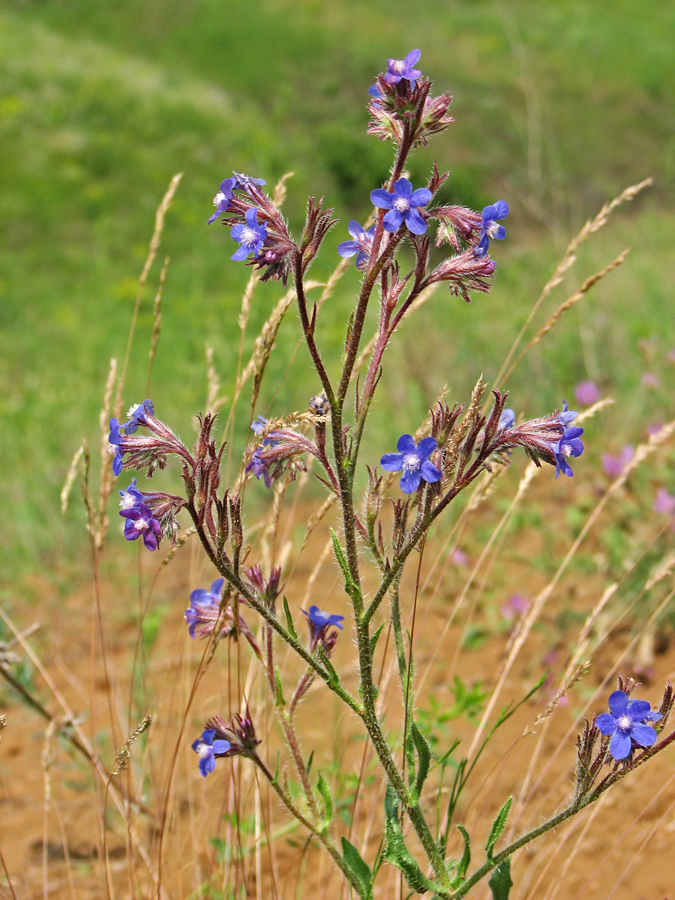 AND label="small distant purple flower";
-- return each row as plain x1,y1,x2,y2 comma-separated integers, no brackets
208,177,235,224
380,434,442,493
123,399,154,434
500,594,530,621
595,690,661,761
574,381,600,406
185,578,224,638
337,221,376,270
474,201,509,258
647,423,664,436
302,605,344,647
119,478,144,510
120,502,162,551
192,729,231,777
231,208,267,261
601,446,634,478
108,418,126,477
498,408,516,430
451,548,469,568
654,488,675,516
641,372,661,388
384,50,422,86
231,172,267,192
371,178,432,235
